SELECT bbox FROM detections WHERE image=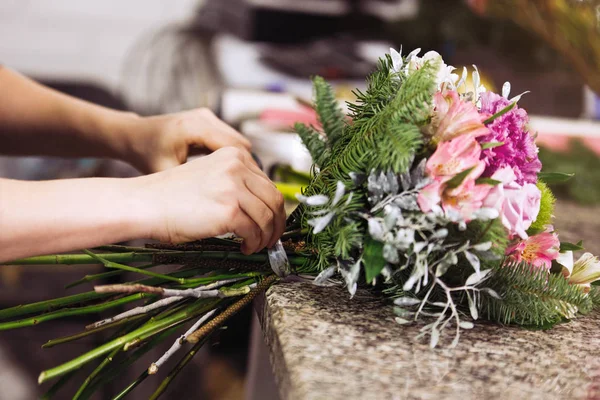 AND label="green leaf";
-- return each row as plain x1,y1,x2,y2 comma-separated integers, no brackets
480,142,504,150
483,102,515,124
538,172,574,184
363,237,386,284
445,167,475,189
475,177,502,186
526,227,545,236
560,241,585,252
